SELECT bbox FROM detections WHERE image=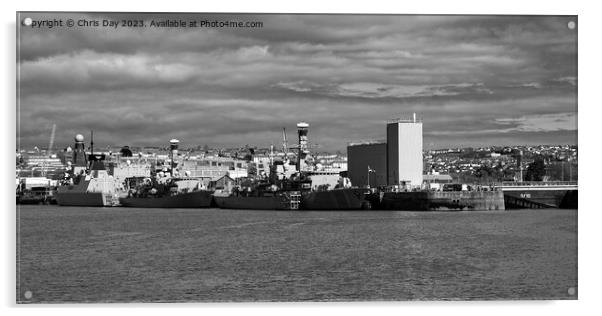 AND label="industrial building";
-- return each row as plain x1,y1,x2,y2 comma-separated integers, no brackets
347,141,387,187
347,113,423,188
387,115,423,186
